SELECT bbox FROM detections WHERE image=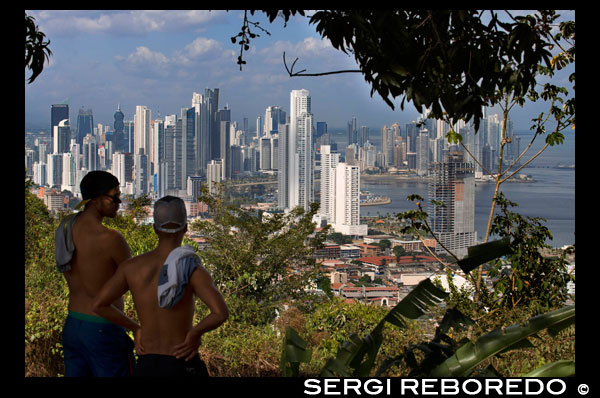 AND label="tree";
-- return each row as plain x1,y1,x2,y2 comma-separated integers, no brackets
392,245,406,262
239,10,572,131
486,193,573,314
25,11,52,84
236,10,574,303
190,184,330,324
